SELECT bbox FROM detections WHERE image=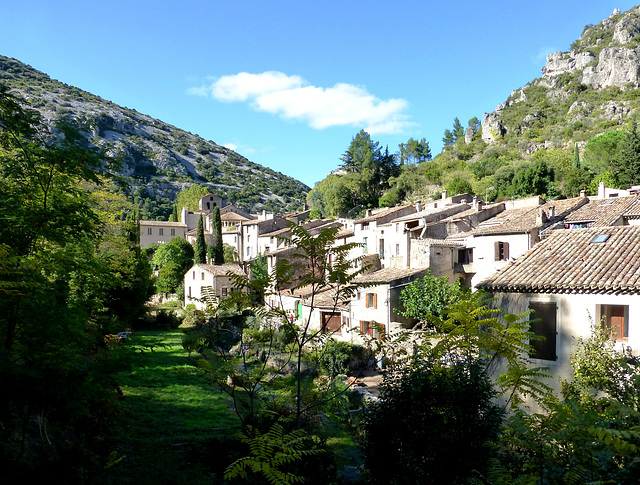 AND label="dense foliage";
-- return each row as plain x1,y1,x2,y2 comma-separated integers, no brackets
0,85,153,481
